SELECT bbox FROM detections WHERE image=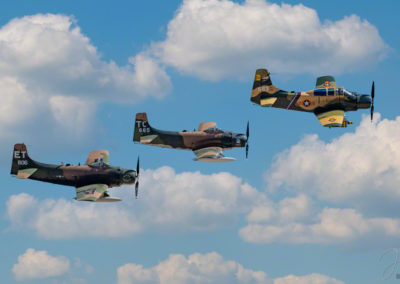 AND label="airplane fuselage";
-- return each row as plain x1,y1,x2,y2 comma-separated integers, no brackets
19,161,135,188
252,86,371,114
138,128,247,151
